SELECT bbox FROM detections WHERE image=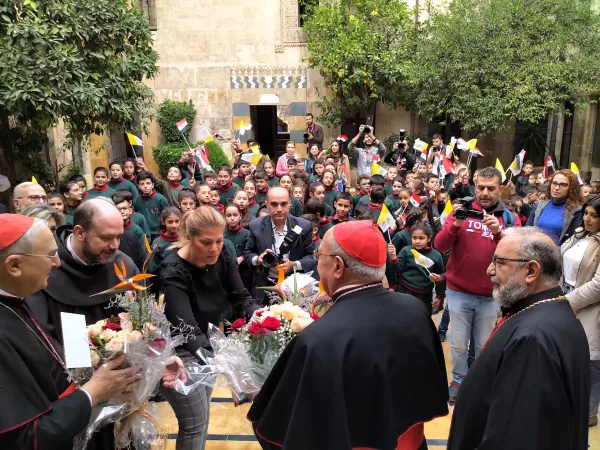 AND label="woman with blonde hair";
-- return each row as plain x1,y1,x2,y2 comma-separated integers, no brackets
157,206,260,450
20,204,65,231
526,169,583,244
